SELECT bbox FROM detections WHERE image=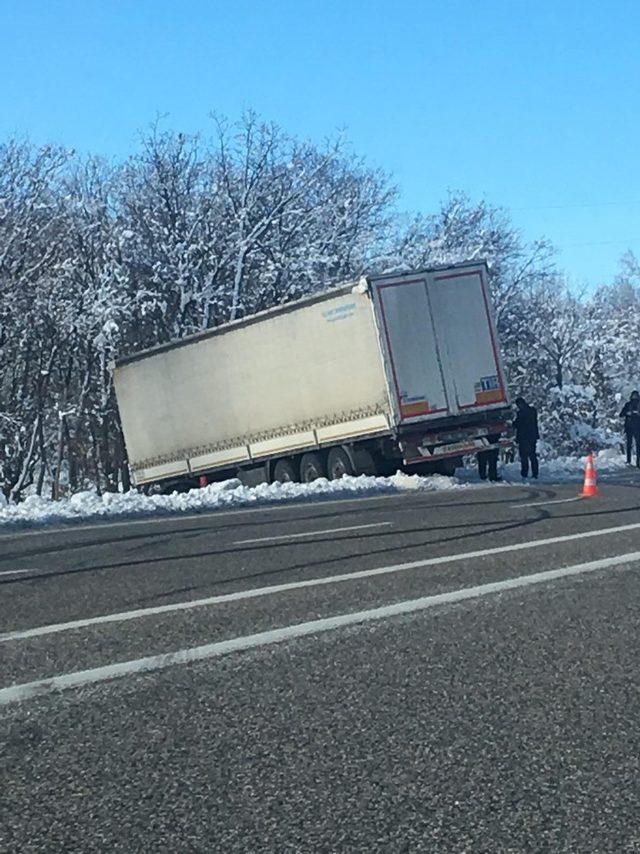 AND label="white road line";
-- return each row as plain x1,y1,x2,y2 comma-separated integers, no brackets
0,569,36,577
0,491,420,540
513,496,585,508
2,550,638,706
235,522,391,545
5,519,640,644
